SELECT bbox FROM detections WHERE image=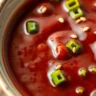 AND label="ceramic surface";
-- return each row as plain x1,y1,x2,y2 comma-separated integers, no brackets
0,0,24,96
